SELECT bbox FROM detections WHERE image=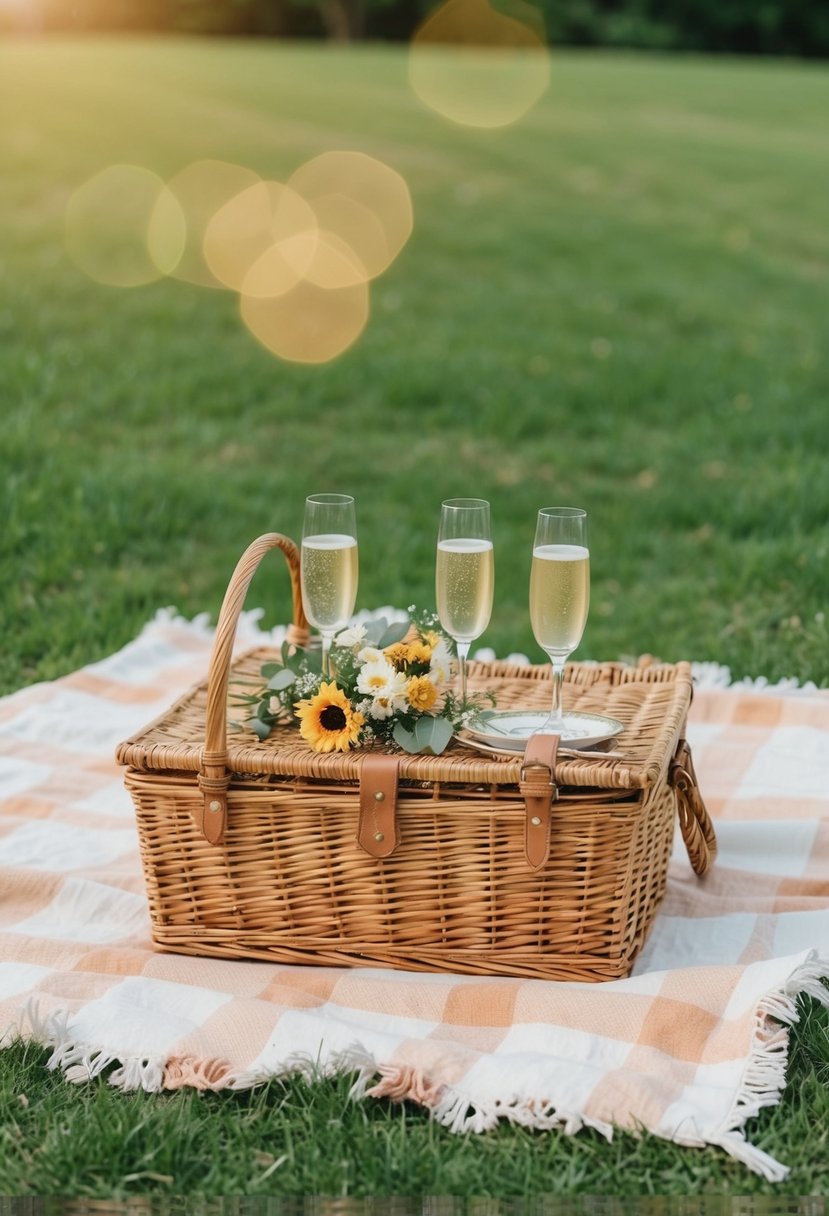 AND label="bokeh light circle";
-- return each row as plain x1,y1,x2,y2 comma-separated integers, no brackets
288,151,413,280
64,164,185,288
240,241,370,365
203,181,319,296
409,0,551,129
152,159,263,288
